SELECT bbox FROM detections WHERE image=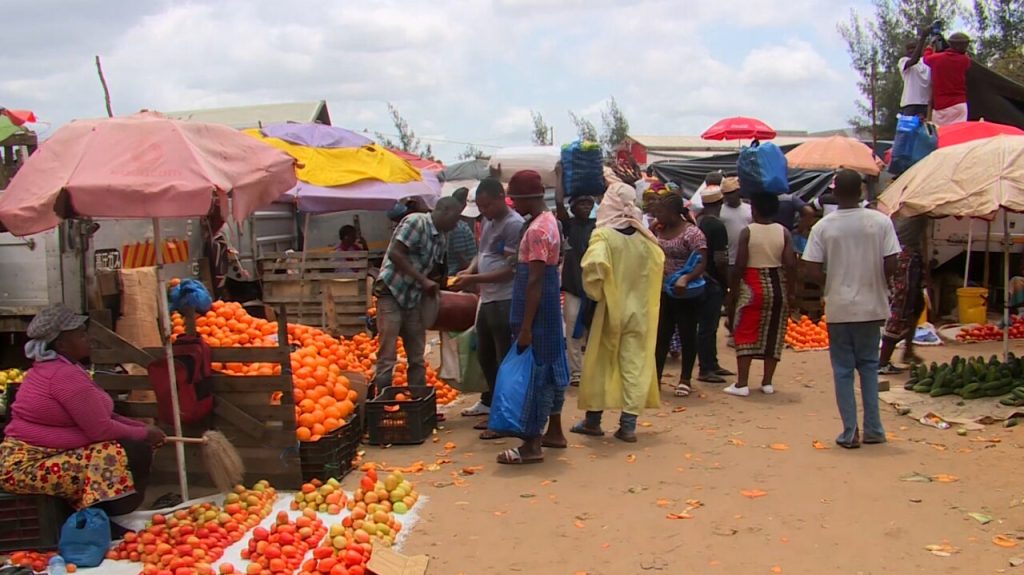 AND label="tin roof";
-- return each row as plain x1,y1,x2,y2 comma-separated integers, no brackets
163,100,331,129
